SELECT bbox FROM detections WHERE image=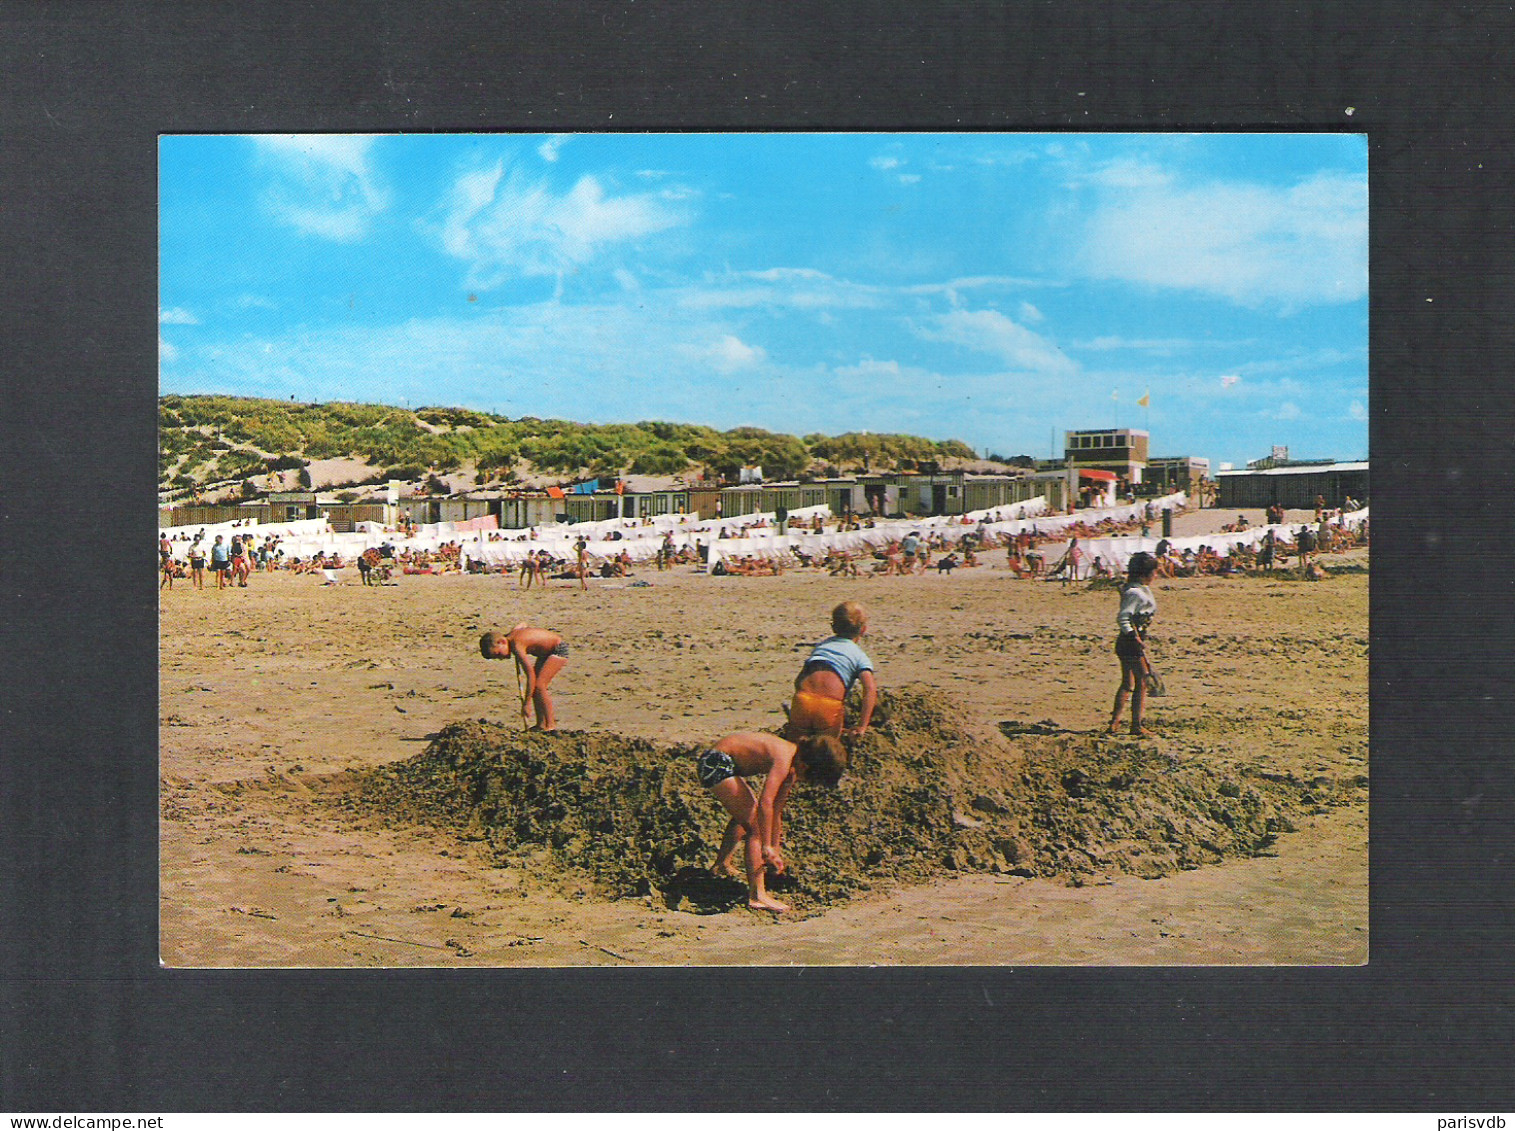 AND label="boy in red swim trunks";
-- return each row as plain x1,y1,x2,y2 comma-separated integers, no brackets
785,600,877,741
479,623,570,731
698,730,848,913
